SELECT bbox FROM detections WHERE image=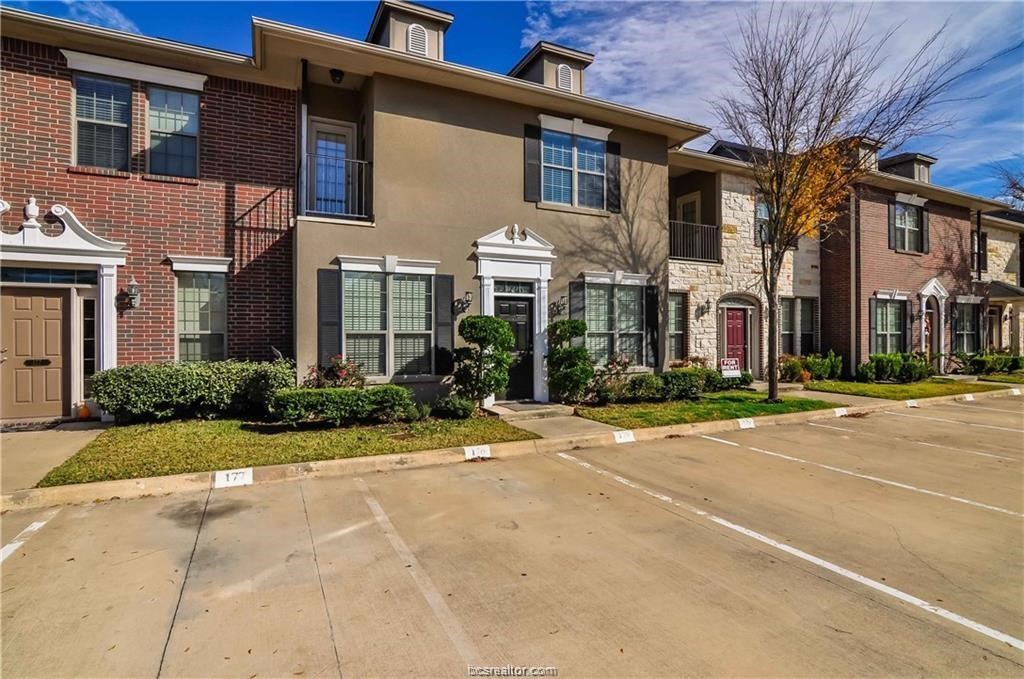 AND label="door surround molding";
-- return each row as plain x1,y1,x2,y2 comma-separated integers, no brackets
717,293,760,375
474,225,555,404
